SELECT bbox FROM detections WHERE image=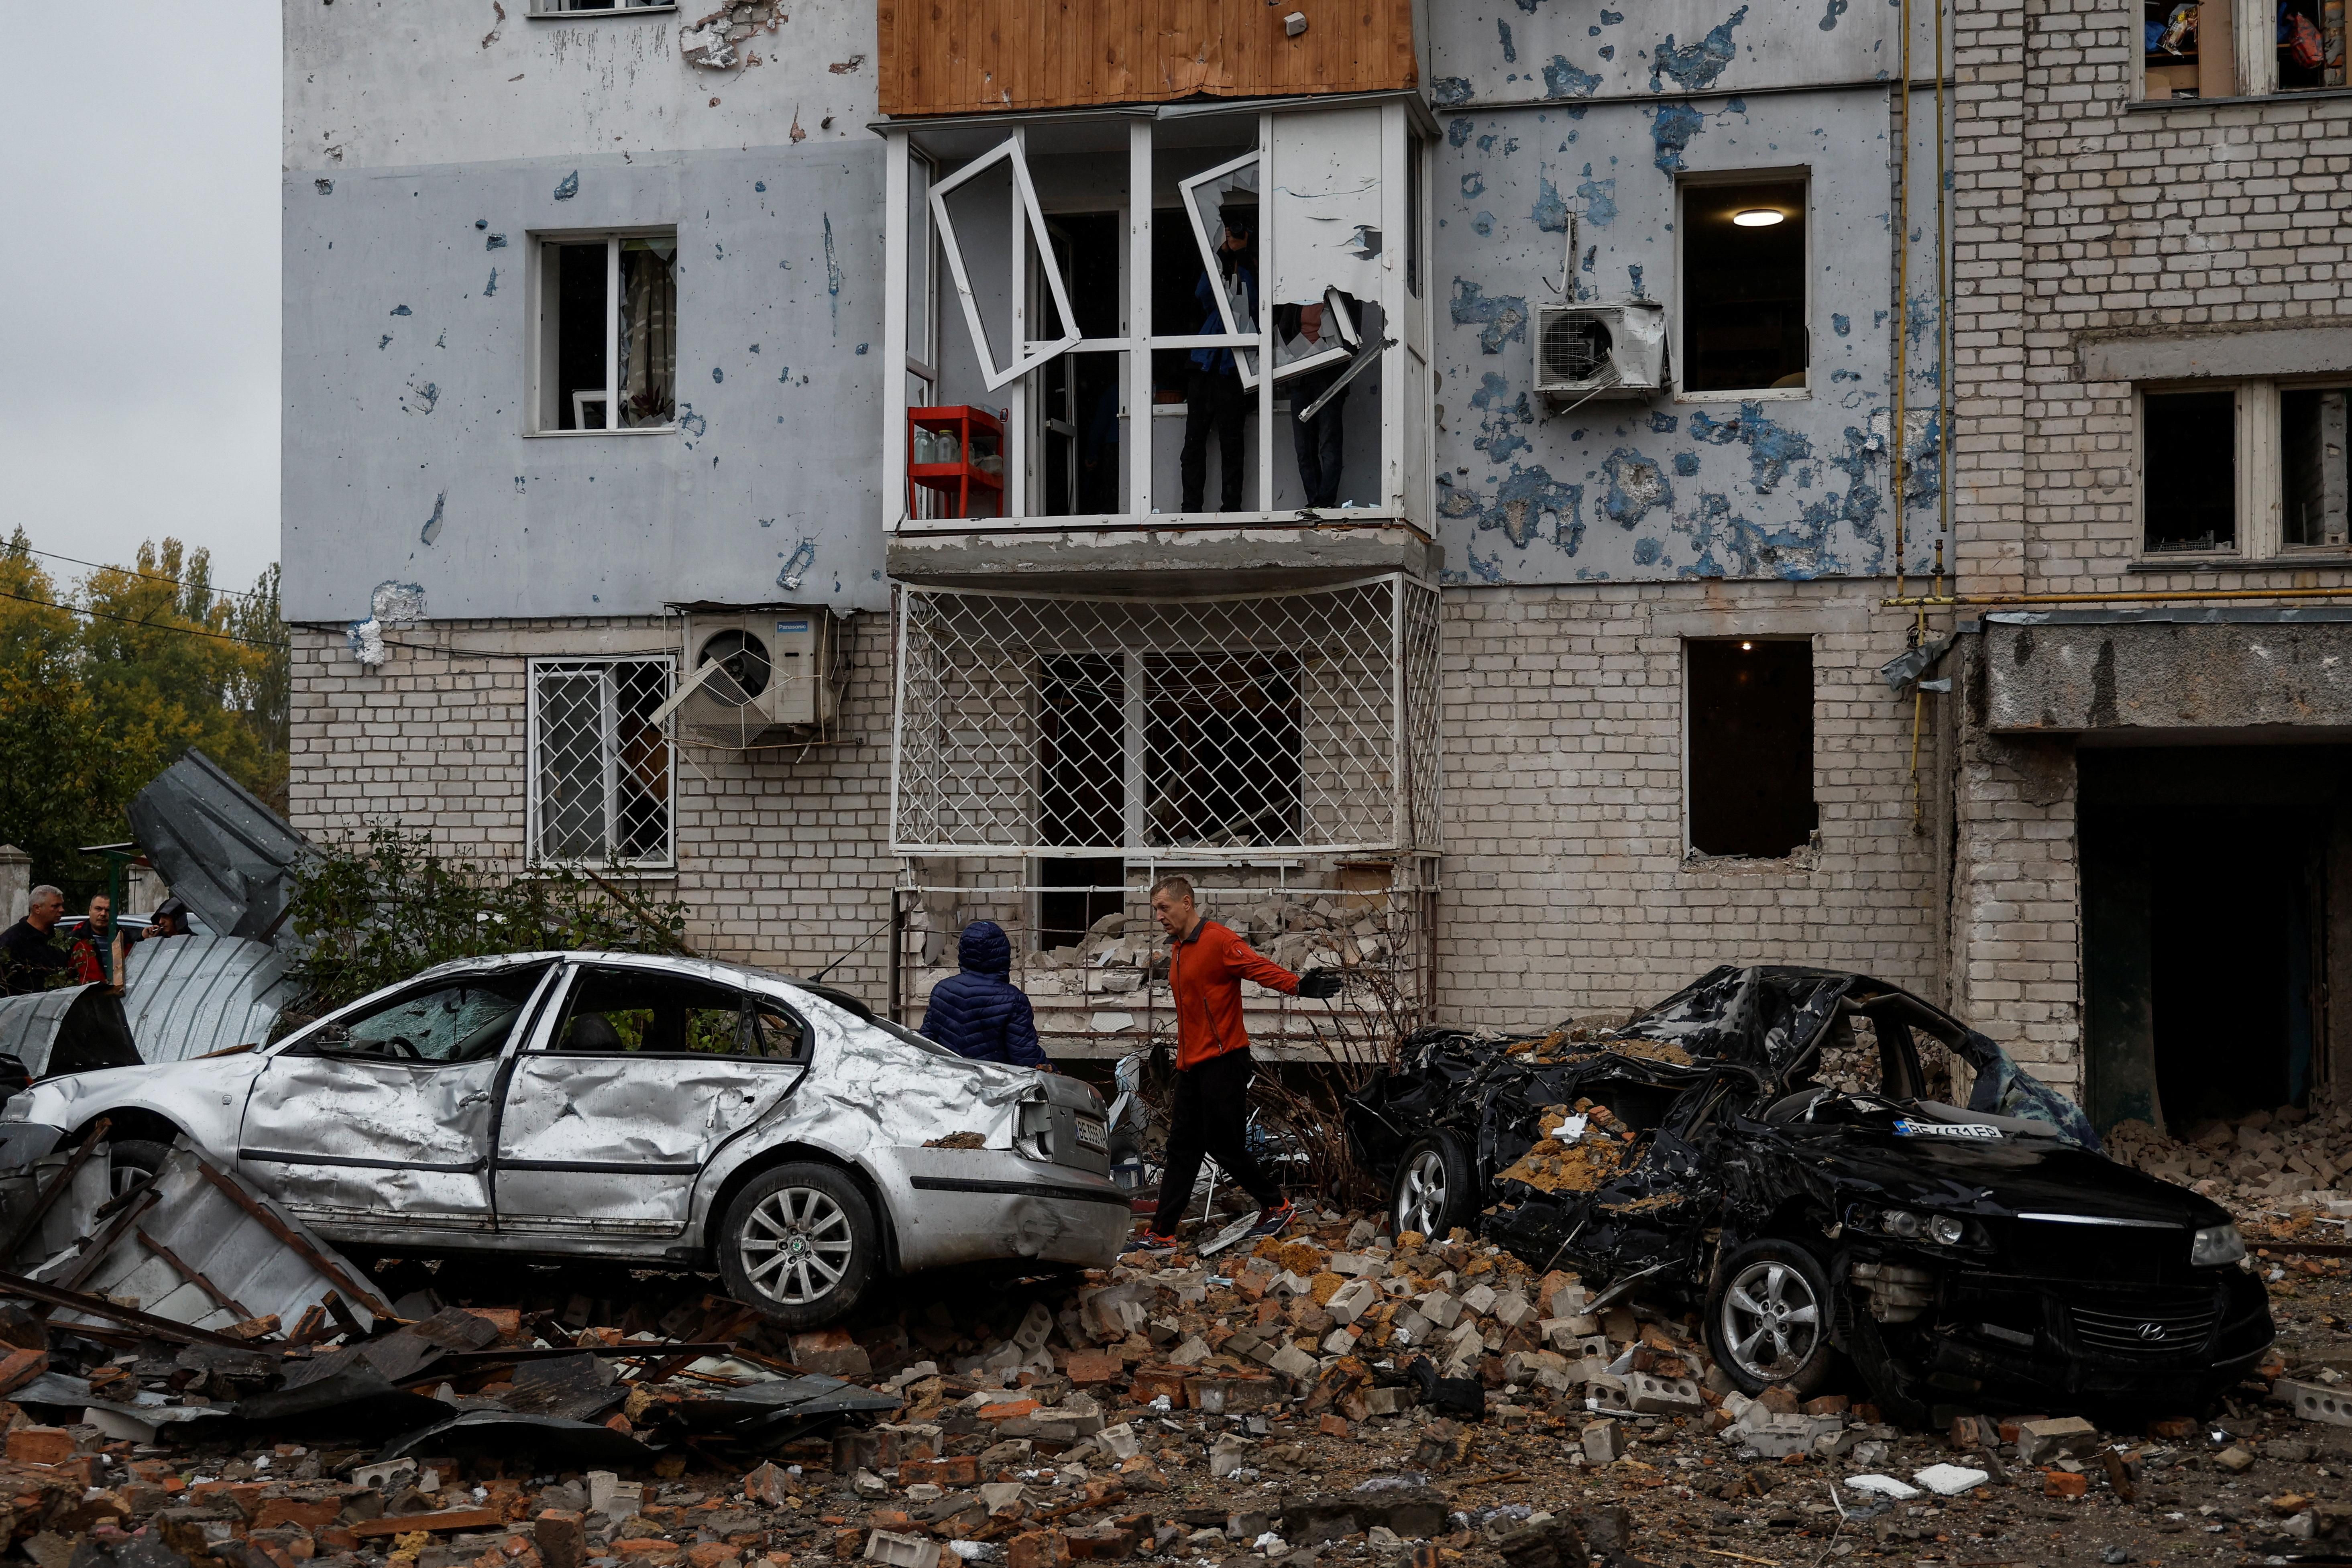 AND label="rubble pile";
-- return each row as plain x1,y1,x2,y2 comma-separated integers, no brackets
2106,1102,2352,1220
5,1203,2352,1568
